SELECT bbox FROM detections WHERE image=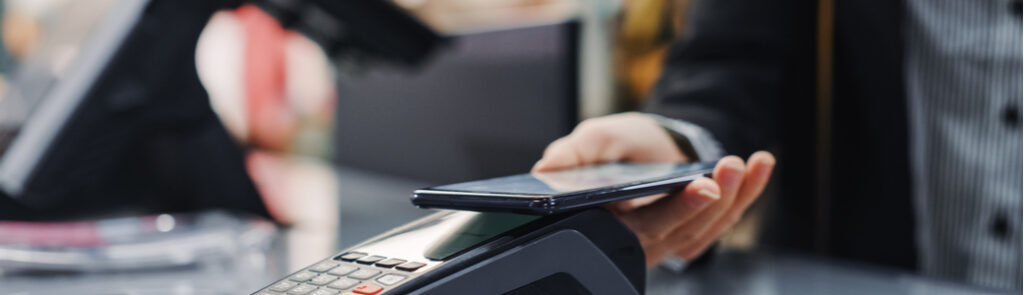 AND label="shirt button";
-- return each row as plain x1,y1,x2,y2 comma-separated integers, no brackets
991,213,1010,240
1002,105,1020,128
